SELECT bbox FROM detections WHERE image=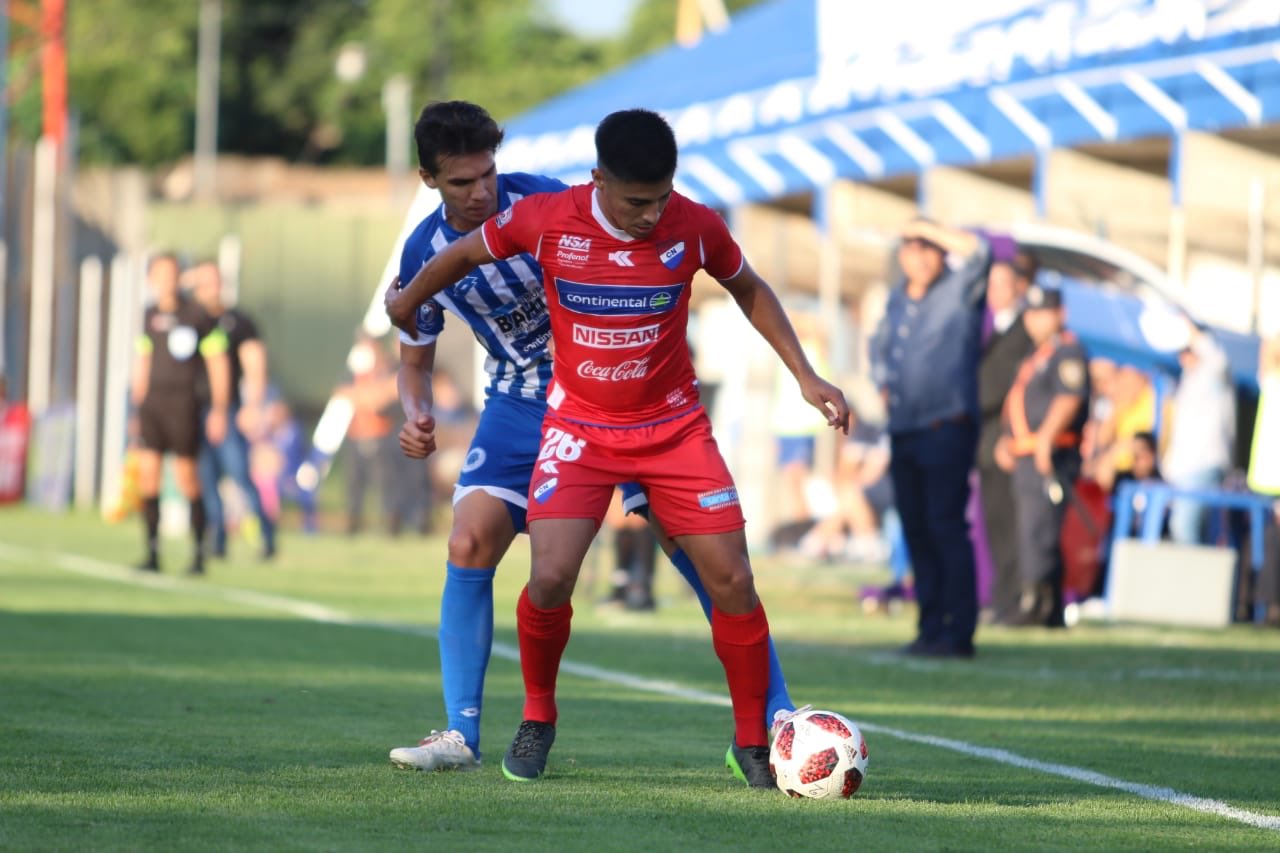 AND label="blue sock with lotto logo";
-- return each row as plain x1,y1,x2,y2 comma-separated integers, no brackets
438,563,495,755
667,546,794,722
